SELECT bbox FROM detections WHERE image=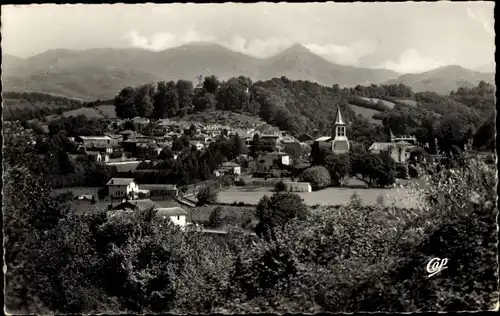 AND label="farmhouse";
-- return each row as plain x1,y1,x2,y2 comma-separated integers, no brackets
106,178,138,199
214,162,241,177
369,141,415,163
76,135,116,149
85,150,110,162
250,151,290,172
109,199,188,227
